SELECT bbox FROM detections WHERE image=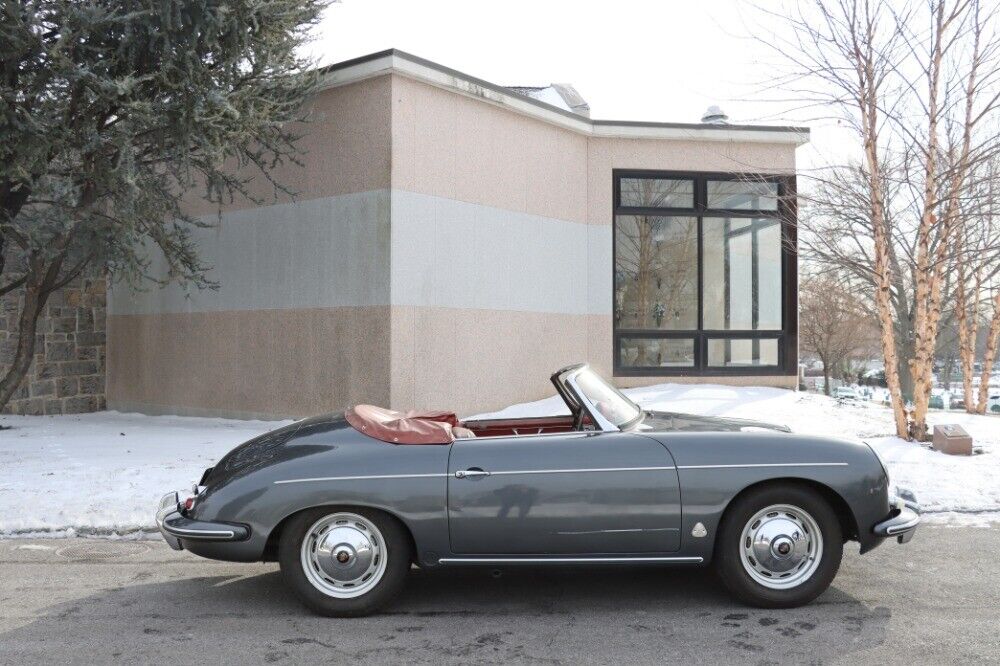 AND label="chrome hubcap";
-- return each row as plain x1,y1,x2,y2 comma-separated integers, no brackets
301,513,387,599
739,504,822,590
